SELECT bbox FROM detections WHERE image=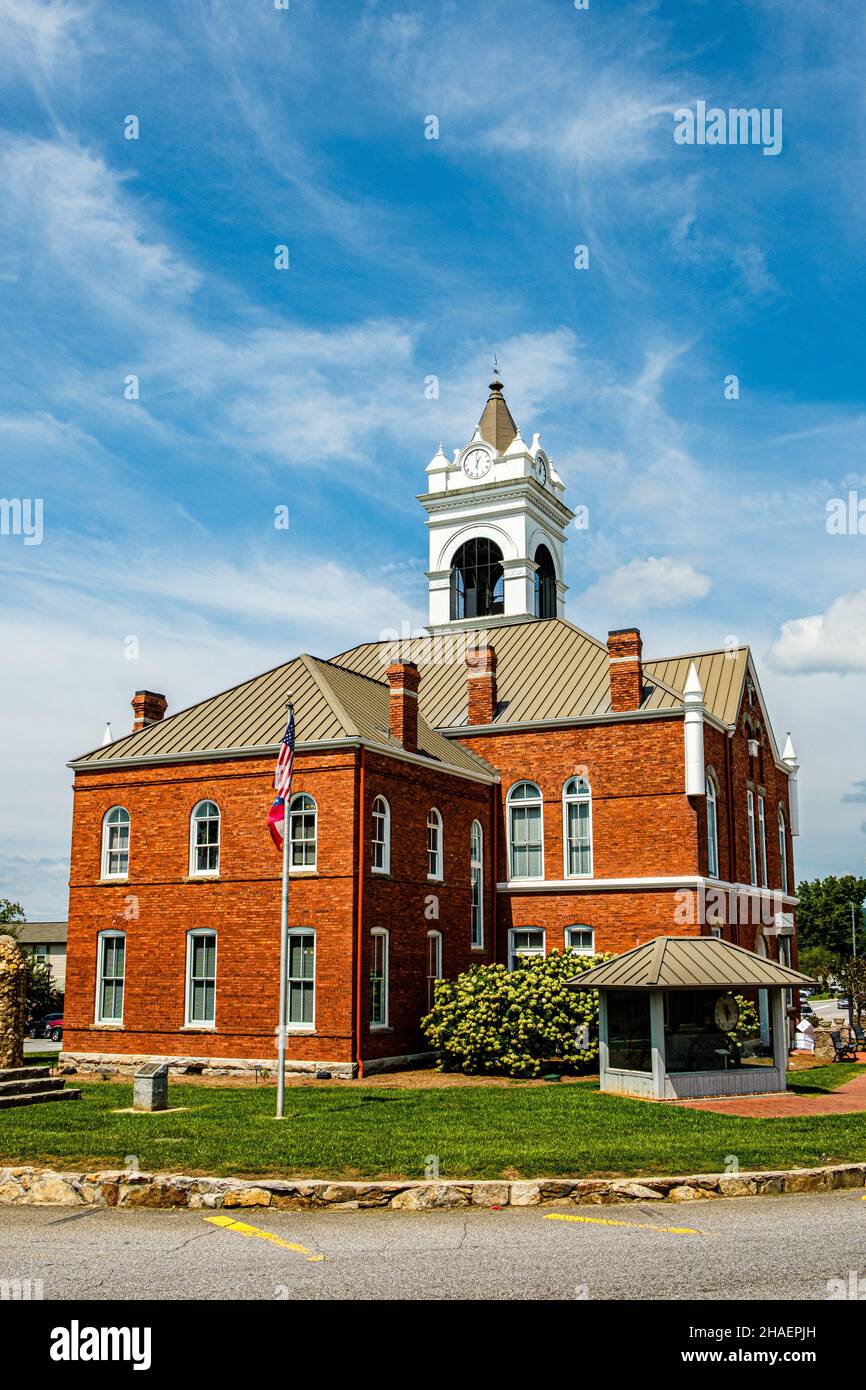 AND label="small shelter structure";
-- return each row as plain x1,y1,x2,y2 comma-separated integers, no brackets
568,936,815,1100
